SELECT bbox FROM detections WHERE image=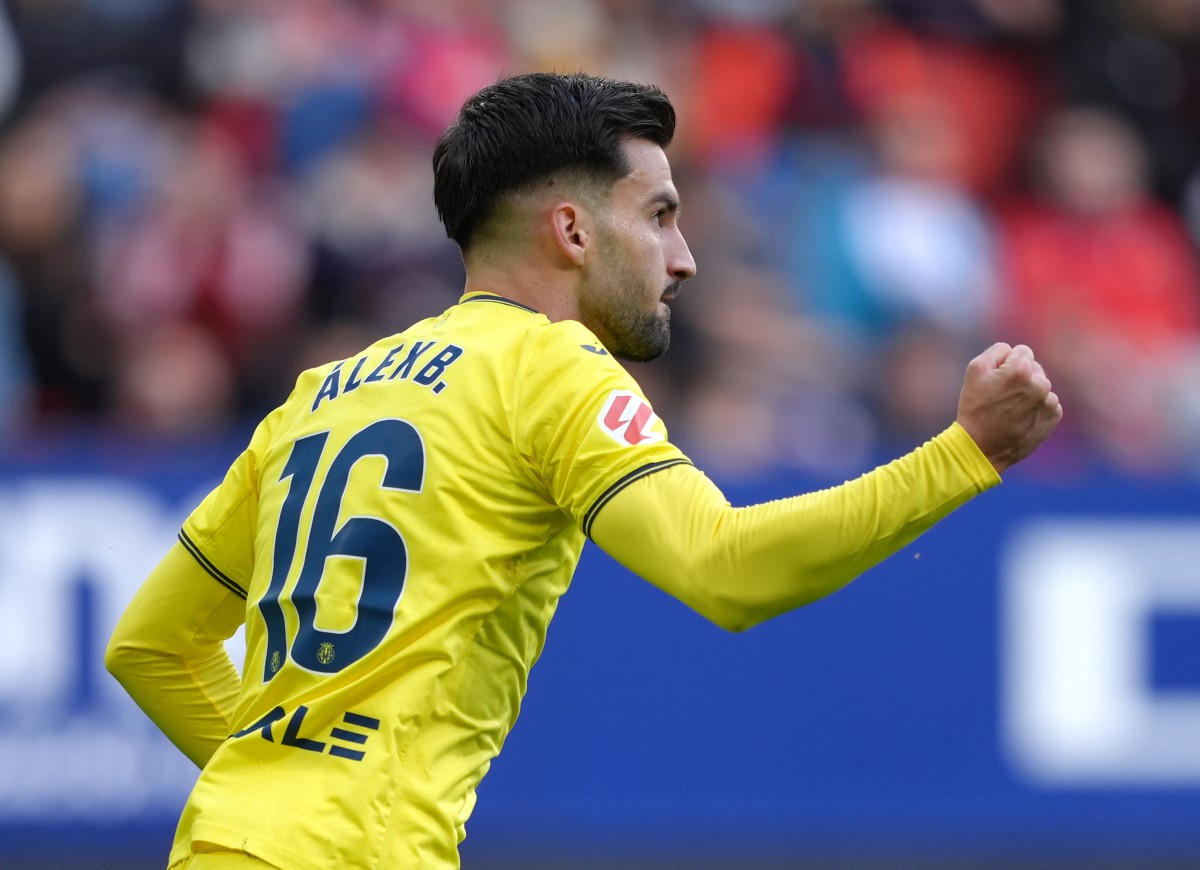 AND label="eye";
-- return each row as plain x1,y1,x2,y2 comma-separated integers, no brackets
651,209,666,226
